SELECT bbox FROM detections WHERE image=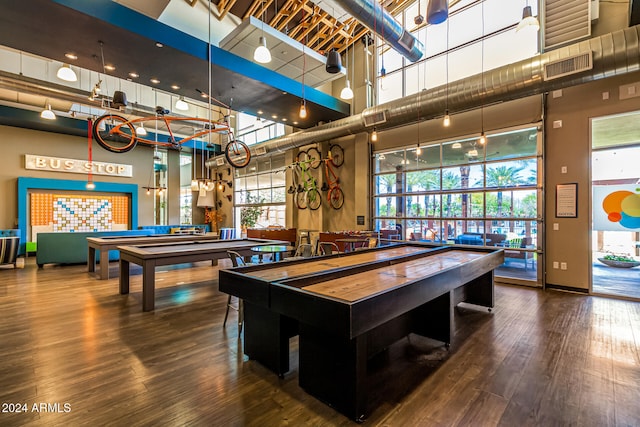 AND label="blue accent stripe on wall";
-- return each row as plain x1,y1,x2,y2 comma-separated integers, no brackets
17,177,139,254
